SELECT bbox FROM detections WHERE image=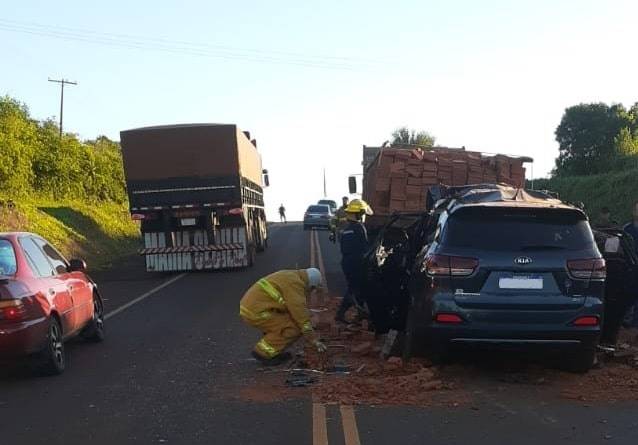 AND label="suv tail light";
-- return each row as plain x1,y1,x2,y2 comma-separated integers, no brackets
426,254,478,276
435,313,463,324
567,258,606,279
572,316,599,326
0,299,28,322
